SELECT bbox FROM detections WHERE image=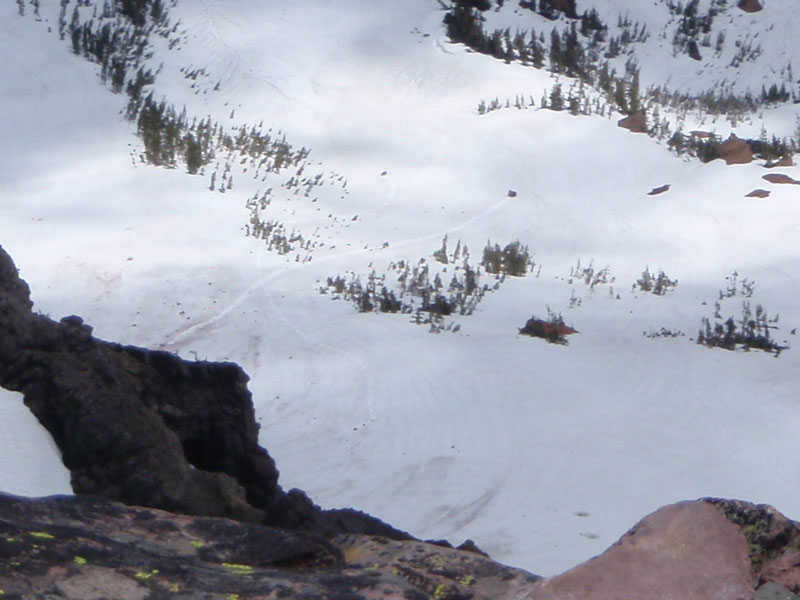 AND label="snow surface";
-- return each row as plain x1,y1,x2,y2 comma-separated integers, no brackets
2,0,800,577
